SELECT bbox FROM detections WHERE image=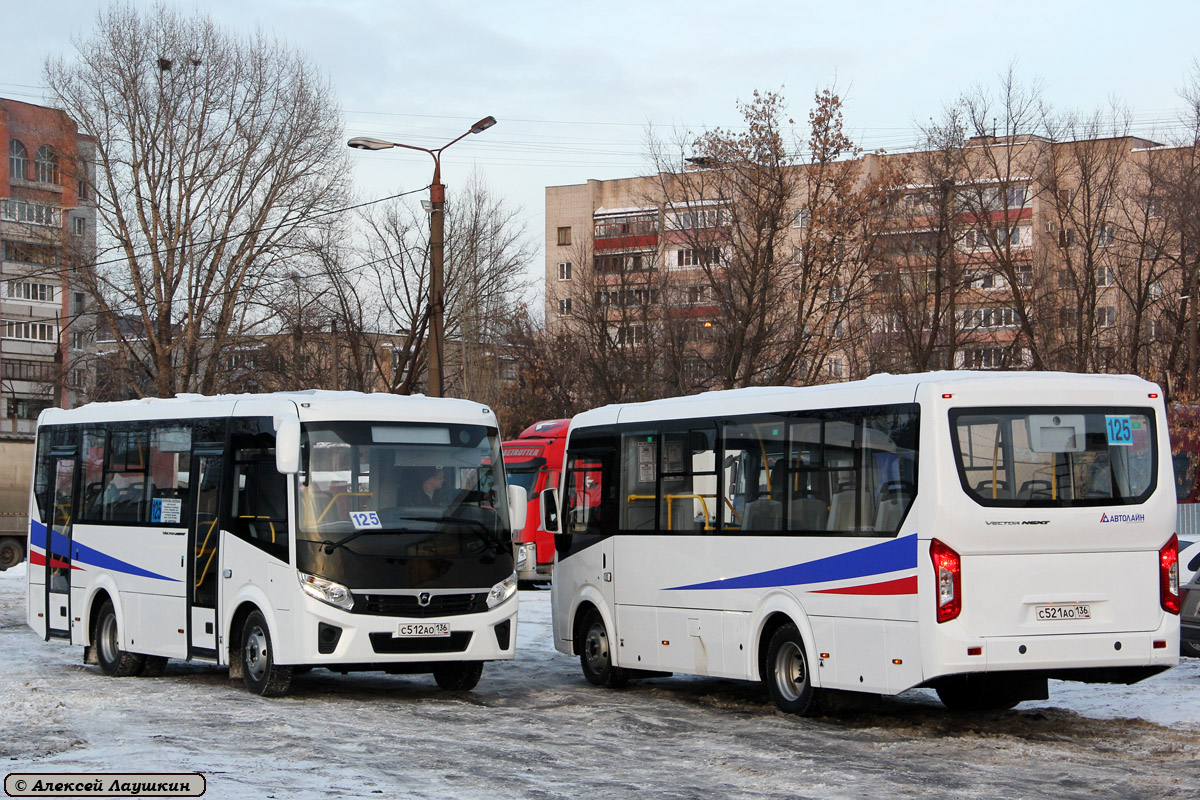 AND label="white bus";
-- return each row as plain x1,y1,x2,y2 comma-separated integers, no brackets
545,372,1180,714
27,391,525,696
